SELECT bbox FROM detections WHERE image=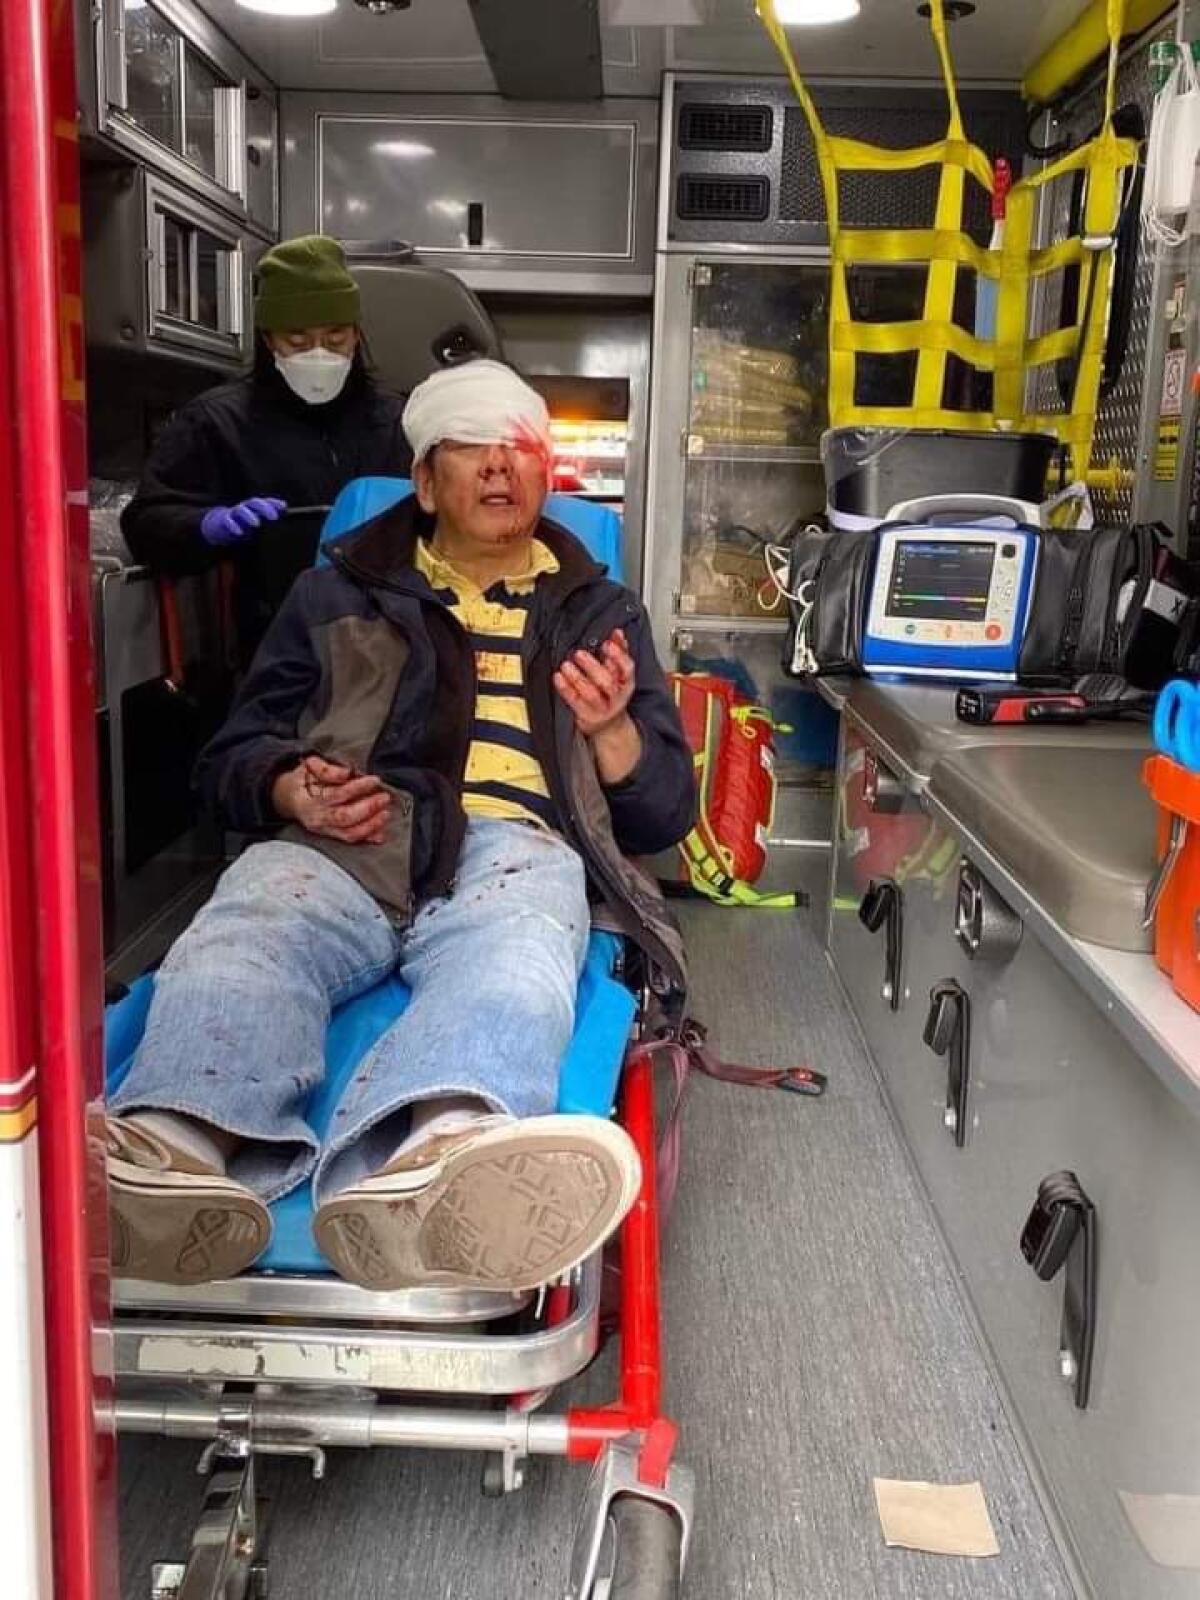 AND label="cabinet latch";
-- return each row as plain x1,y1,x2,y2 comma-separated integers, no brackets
923,979,971,1147
1020,1171,1097,1410
859,877,904,1011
